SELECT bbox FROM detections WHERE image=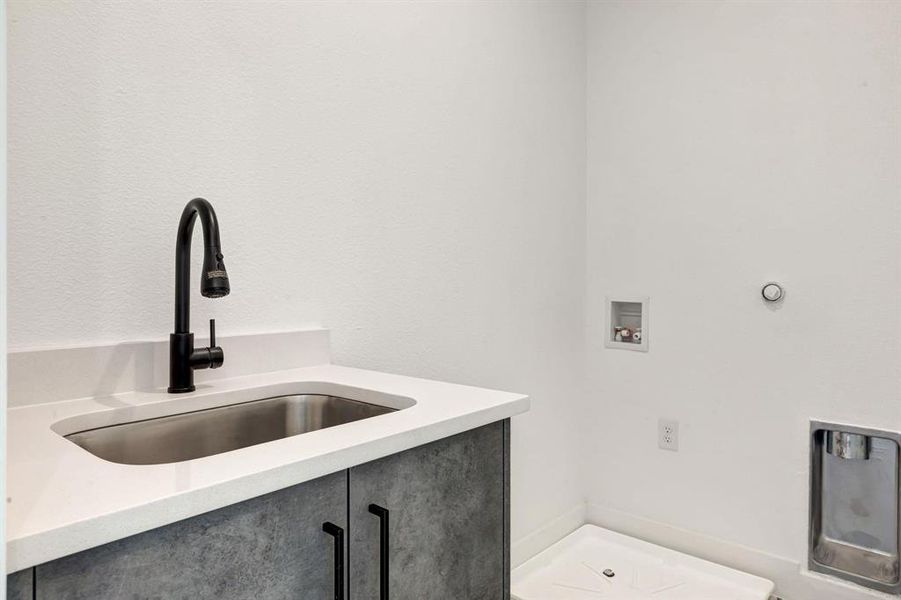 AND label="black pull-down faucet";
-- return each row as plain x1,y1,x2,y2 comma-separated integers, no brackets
168,198,230,393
